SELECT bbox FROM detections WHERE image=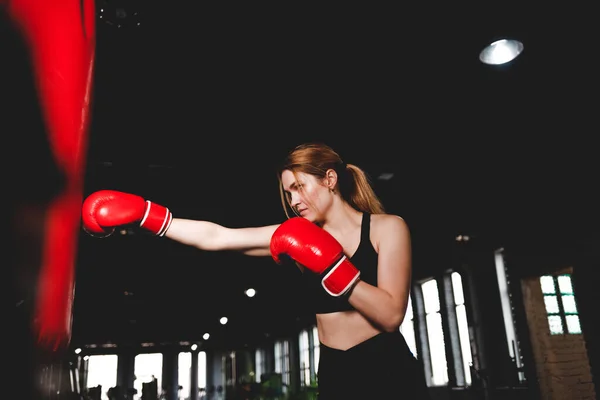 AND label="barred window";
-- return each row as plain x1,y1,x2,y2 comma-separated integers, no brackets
540,274,581,335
